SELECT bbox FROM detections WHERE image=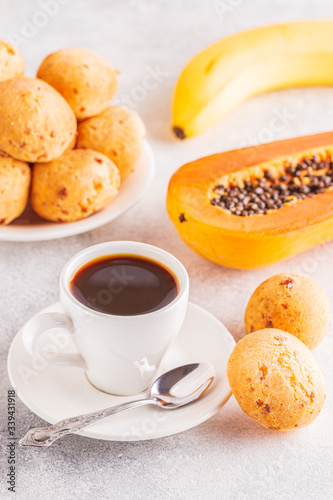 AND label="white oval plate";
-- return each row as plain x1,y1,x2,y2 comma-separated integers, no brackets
8,302,235,442
0,140,155,242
